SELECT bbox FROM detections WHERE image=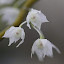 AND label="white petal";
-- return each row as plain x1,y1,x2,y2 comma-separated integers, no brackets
20,28,25,39
38,12,49,23
27,23,31,29
52,43,61,54
31,41,44,61
14,37,20,43
31,53,33,58
40,39,53,57
16,39,24,47
31,45,35,58
35,50,44,61
8,37,14,46
16,28,25,47
41,39,61,57
3,26,15,38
